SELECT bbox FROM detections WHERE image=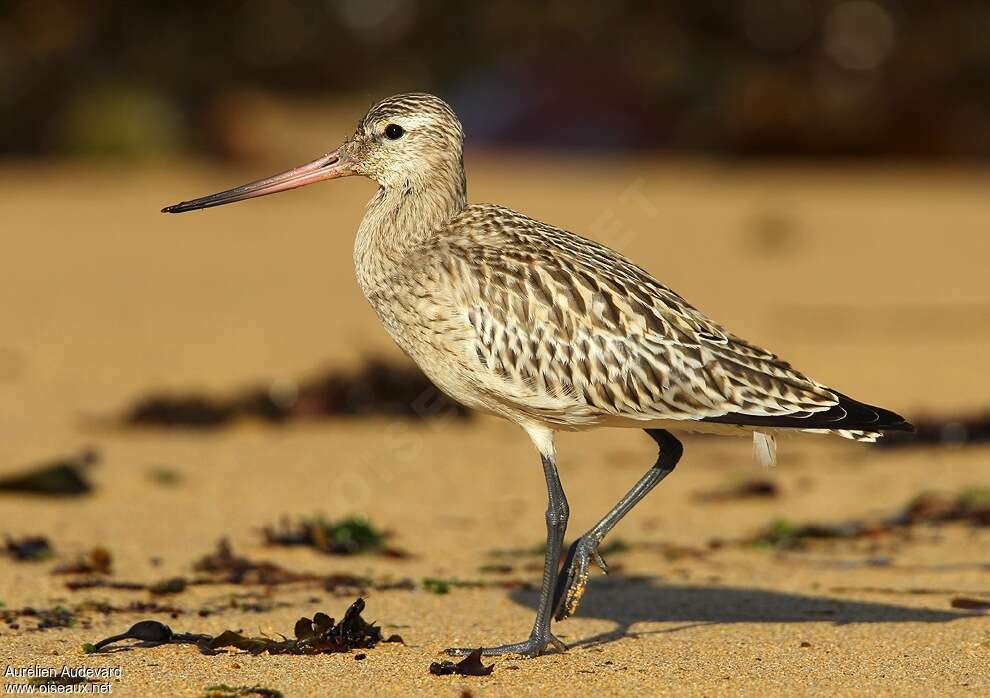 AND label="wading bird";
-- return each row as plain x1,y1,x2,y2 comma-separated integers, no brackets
163,93,911,657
